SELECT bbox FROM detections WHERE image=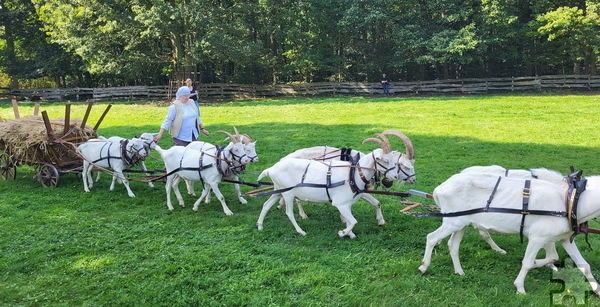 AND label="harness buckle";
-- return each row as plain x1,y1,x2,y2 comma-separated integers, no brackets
521,211,530,215
522,188,530,198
